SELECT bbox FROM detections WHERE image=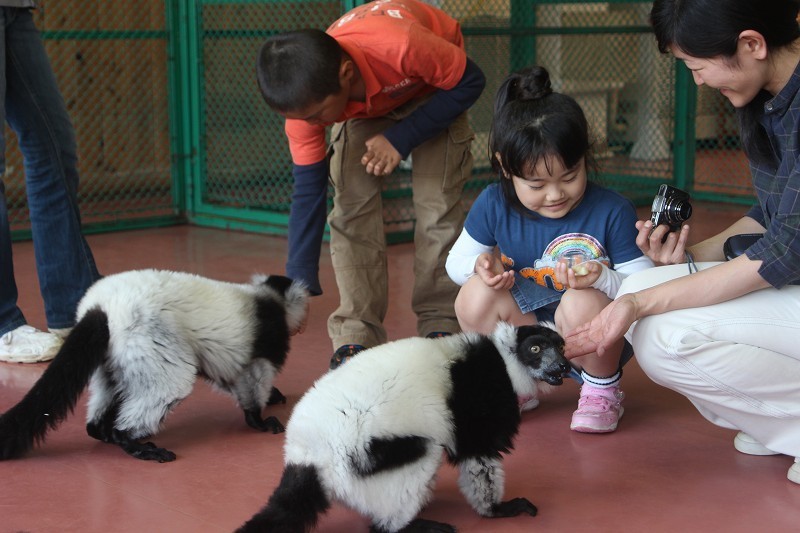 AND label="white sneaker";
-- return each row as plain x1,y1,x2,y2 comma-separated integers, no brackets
789,459,800,485
517,395,540,412
733,432,780,456
48,327,72,339
0,325,63,363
